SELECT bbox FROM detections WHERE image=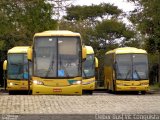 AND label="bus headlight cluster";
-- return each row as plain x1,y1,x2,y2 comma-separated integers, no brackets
68,80,81,85
141,82,148,86
33,80,44,85
9,82,14,86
